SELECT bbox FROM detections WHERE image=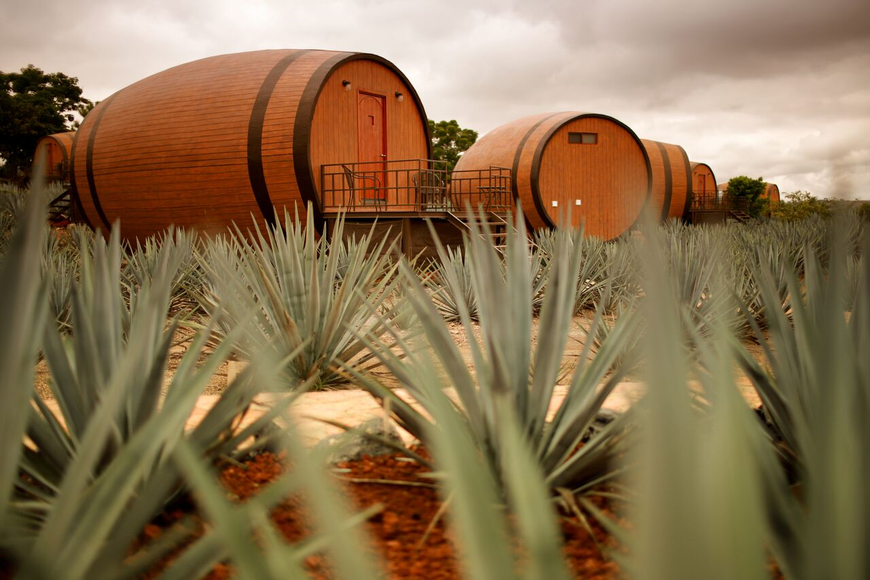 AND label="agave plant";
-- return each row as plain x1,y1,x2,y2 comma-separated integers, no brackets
351,209,639,509
628,231,786,580
199,207,404,389
655,225,743,343
732,228,870,580
0,184,28,257
123,226,205,315
426,242,480,322
733,243,796,335
1,186,306,578
734,226,868,477
581,297,643,376
597,238,640,314
571,235,613,313
38,225,82,330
